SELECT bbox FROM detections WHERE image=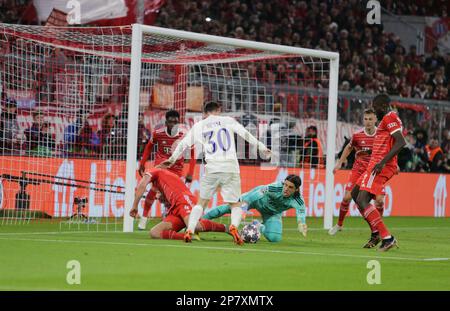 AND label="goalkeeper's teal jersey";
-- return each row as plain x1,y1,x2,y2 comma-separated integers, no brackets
241,182,306,224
